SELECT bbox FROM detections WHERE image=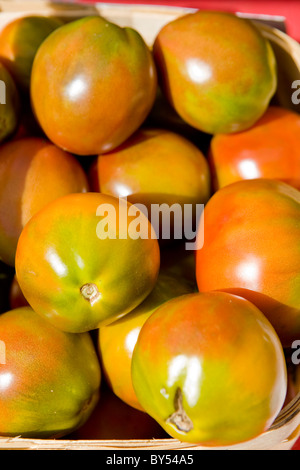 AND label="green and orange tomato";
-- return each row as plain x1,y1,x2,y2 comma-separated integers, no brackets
30,16,157,155
131,292,287,446
0,306,101,438
15,192,160,333
0,137,89,266
0,15,63,91
153,11,277,135
90,127,211,208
